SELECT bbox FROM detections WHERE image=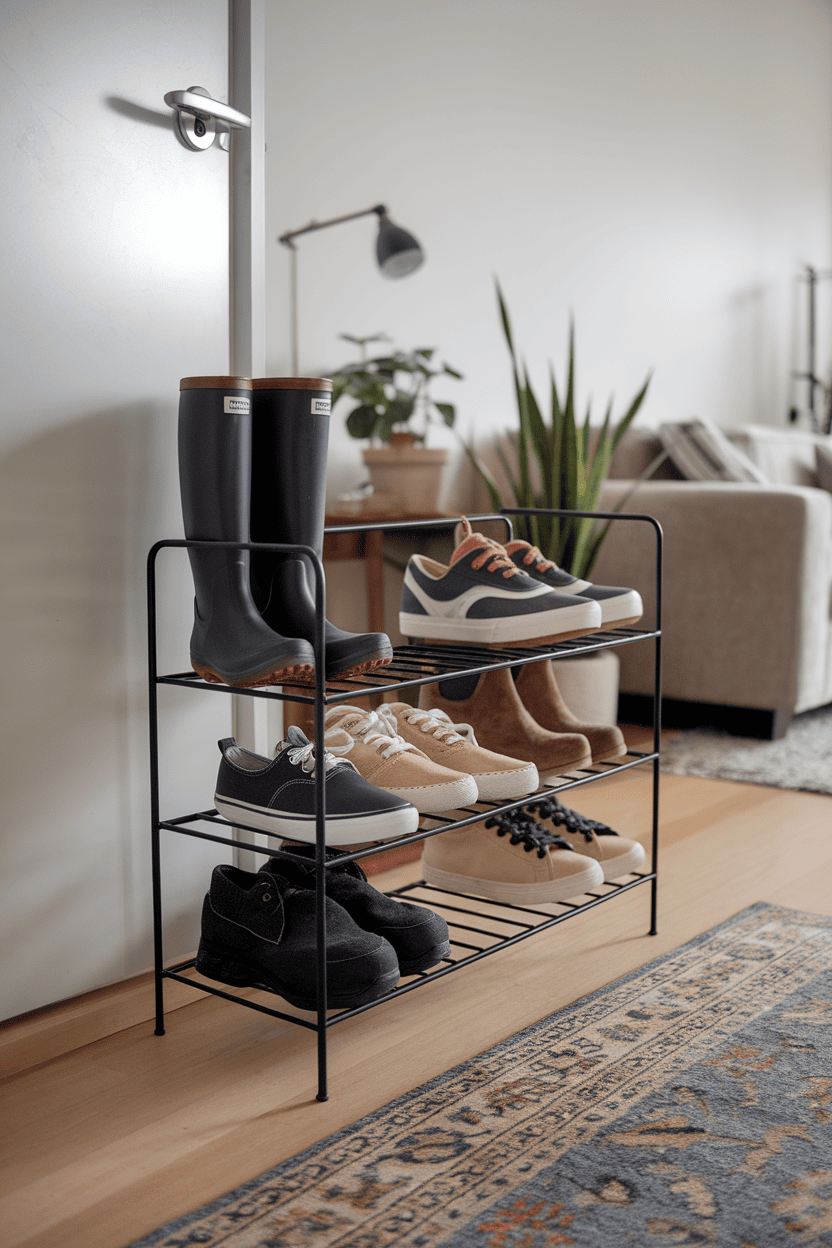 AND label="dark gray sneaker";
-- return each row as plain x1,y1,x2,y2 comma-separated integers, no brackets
195,863,400,1009
266,846,451,974
503,538,643,628
213,726,419,846
399,517,601,645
